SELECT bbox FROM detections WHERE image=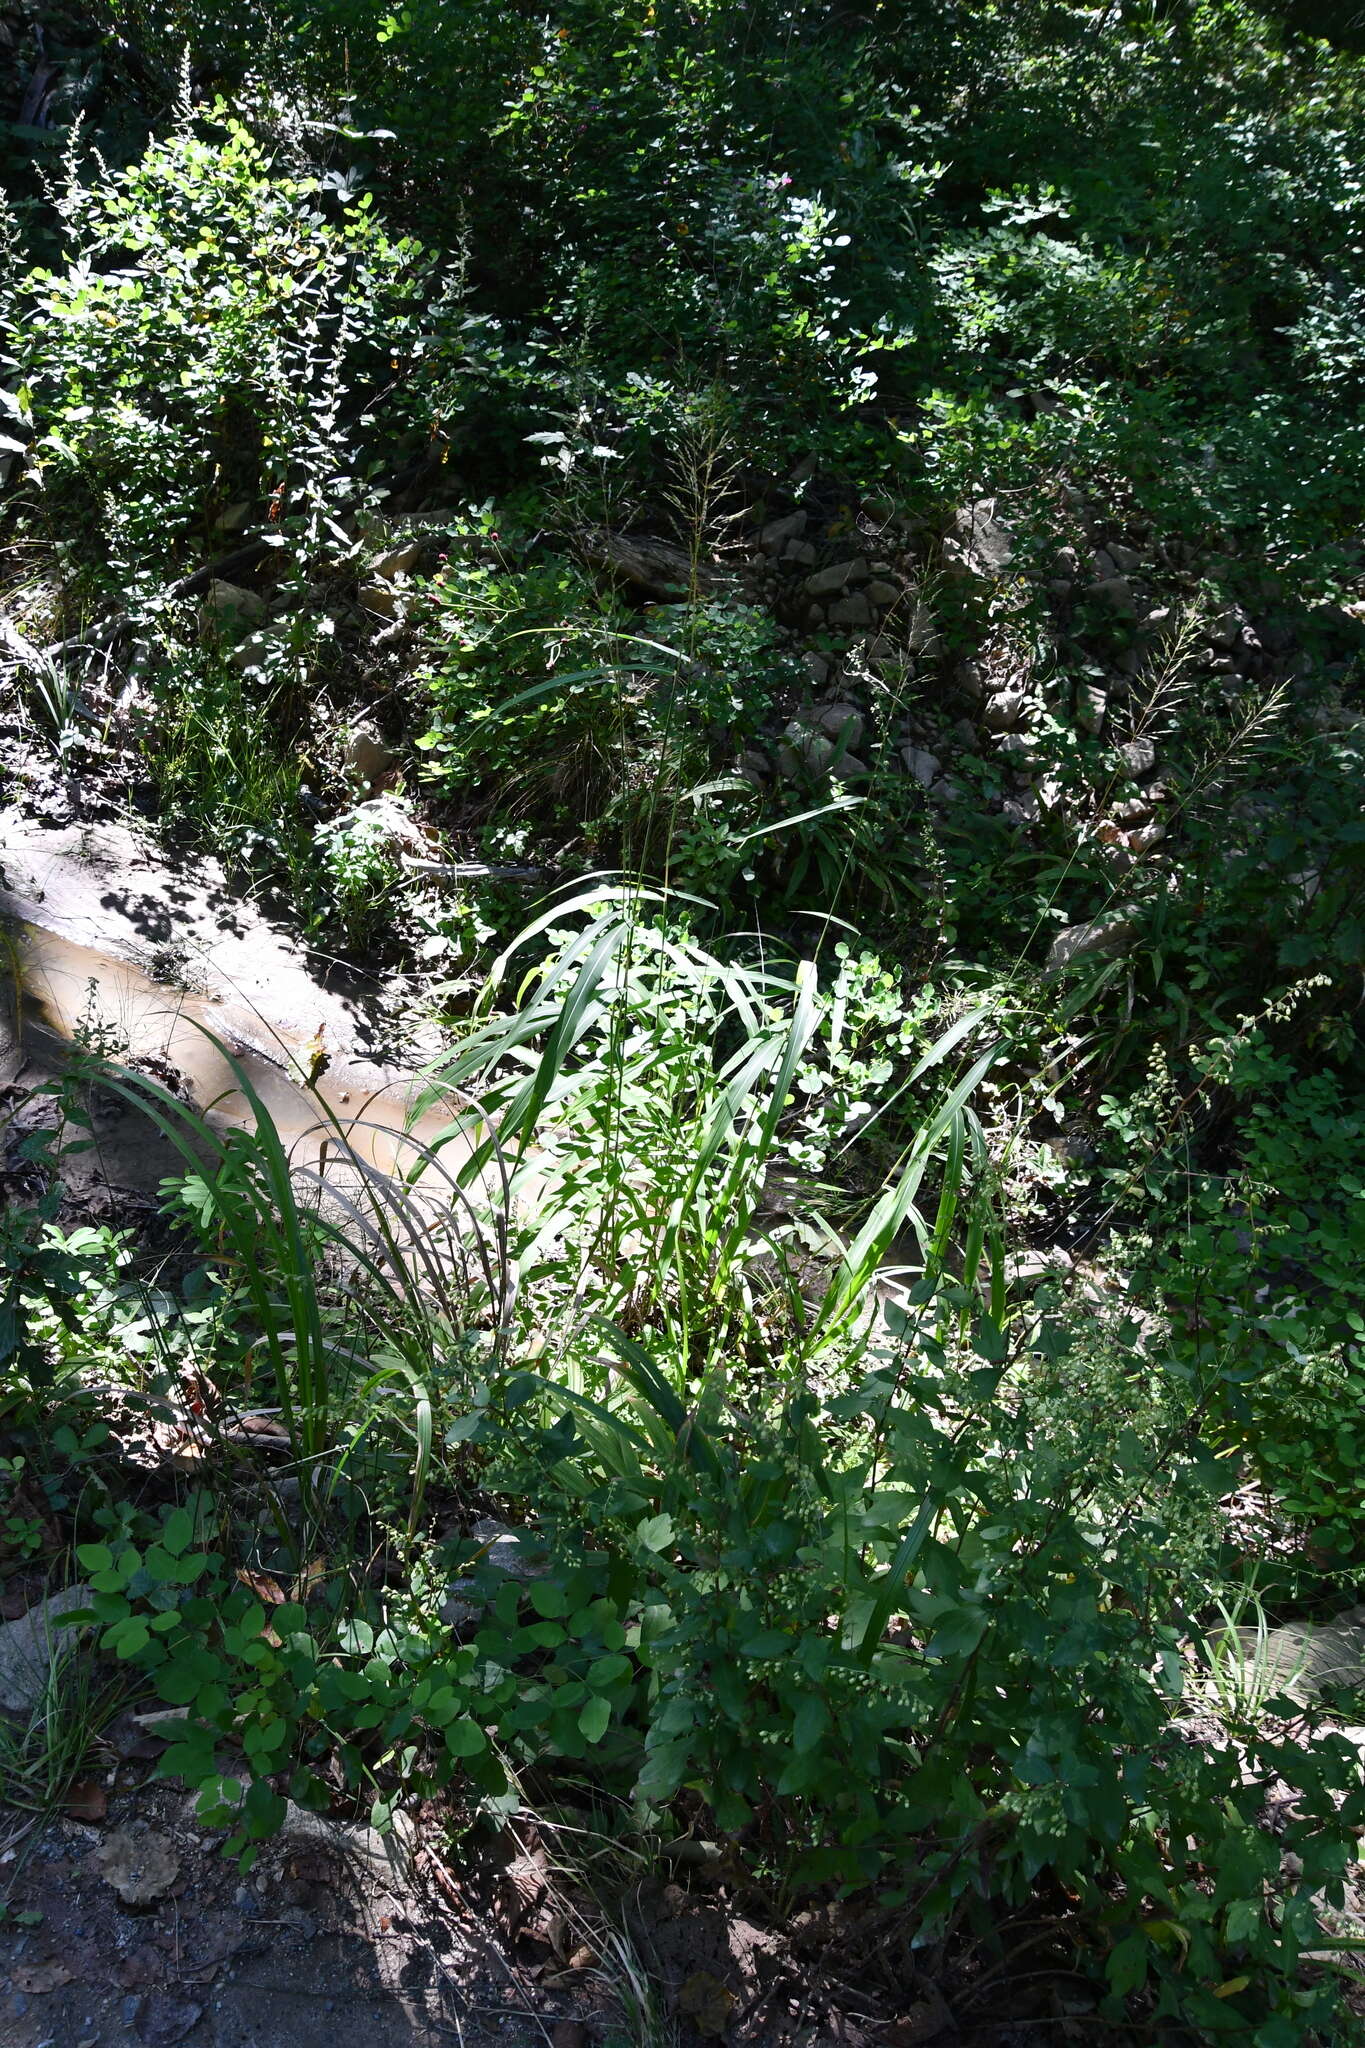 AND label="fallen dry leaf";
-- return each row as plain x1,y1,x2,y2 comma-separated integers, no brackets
884,1992,955,2046
291,1555,326,1602
677,1969,735,2038
12,1960,74,1994
94,1826,181,1905
62,1777,108,1822
236,1567,287,1642
236,1414,290,1446
236,1566,286,1603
